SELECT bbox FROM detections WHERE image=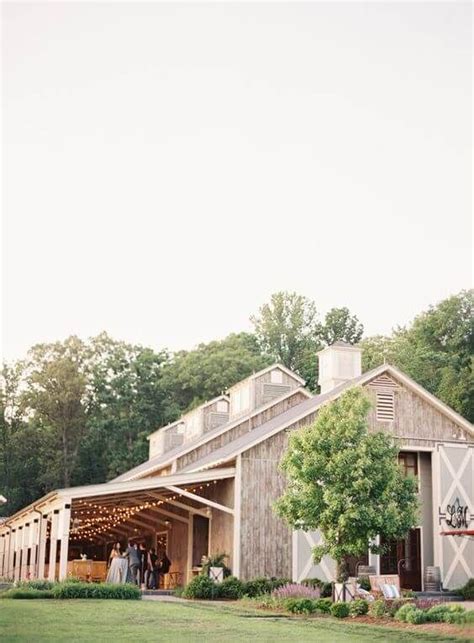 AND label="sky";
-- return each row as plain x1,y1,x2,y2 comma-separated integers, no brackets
2,1,472,362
